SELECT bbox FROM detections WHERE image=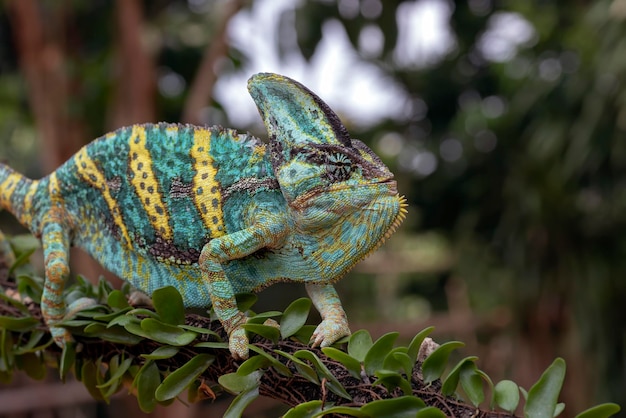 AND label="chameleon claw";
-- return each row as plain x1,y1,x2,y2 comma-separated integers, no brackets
310,318,351,348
